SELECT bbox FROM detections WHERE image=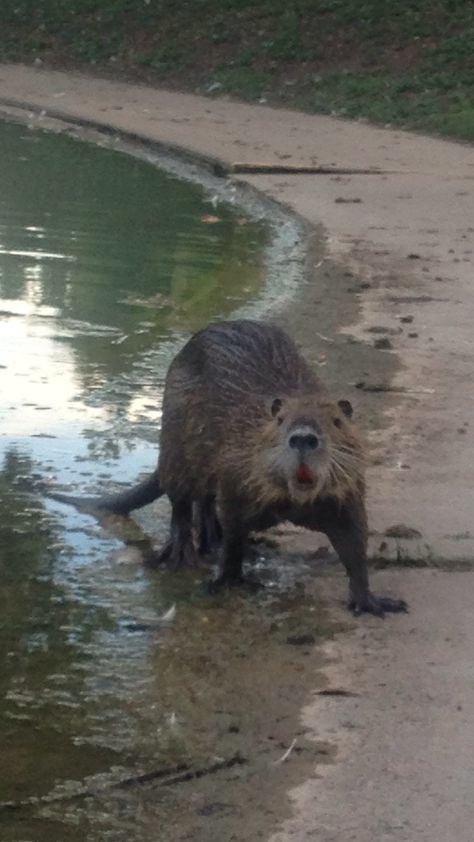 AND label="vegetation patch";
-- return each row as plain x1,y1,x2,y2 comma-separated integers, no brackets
1,0,474,139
